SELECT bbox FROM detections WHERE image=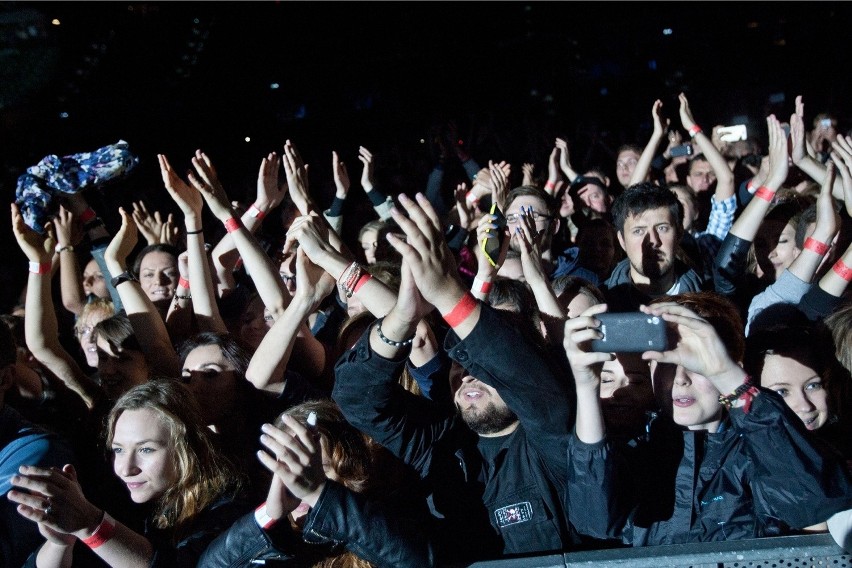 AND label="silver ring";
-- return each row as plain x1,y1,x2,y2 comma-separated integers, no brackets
44,501,53,516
